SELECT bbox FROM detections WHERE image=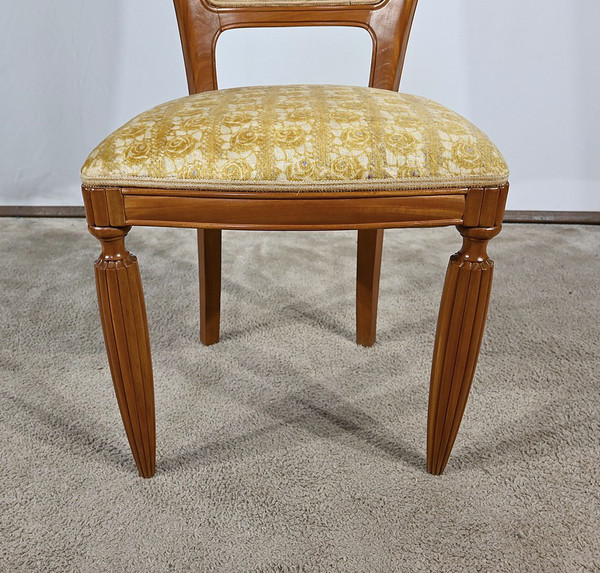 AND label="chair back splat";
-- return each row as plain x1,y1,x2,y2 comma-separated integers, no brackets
173,0,419,93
